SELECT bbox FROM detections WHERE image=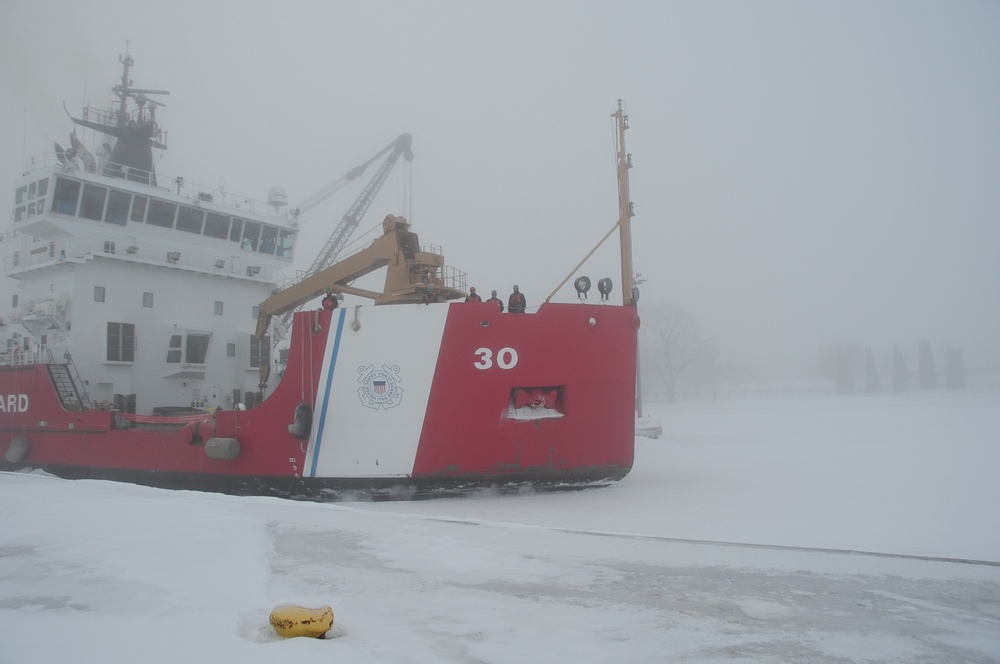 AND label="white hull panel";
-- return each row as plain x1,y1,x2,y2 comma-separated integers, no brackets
309,305,449,477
